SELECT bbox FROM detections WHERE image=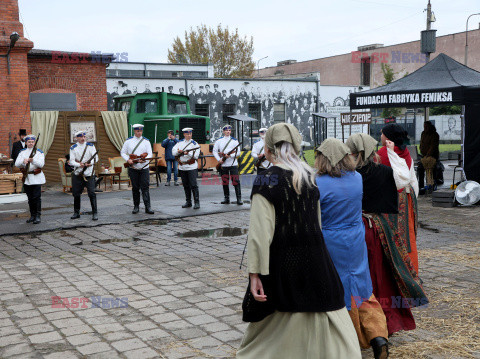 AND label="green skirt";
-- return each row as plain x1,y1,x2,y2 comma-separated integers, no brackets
236,308,361,359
